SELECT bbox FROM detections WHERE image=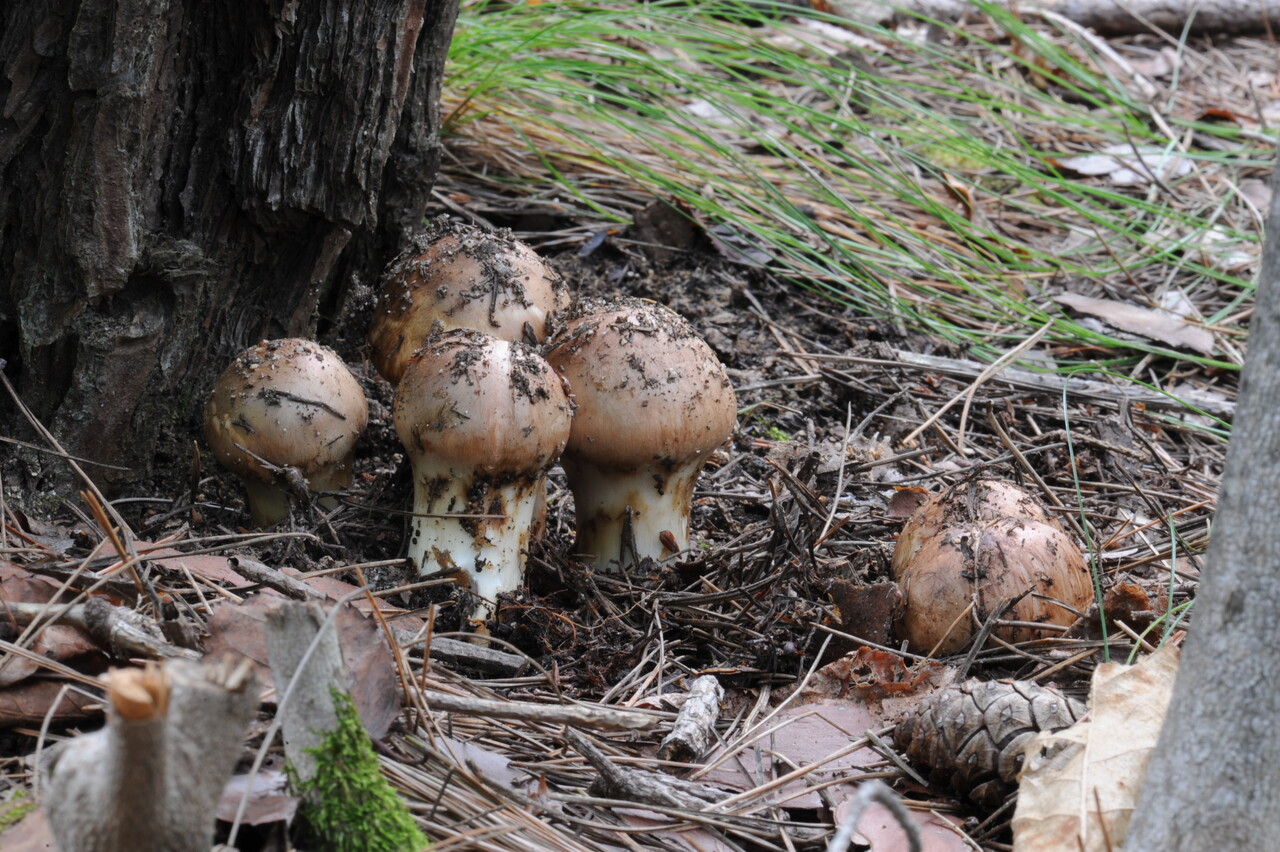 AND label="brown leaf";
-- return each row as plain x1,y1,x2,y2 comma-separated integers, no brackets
702,704,882,809
887,487,930,519
826,581,902,659
0,679,101,728
836,799,970,851
791,647,956,730
297,571,426,634
1053,293,1214,354
0,570,107,689
204,593,400,738
797,647,950,704
114,541,249,586
217,767,298,825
